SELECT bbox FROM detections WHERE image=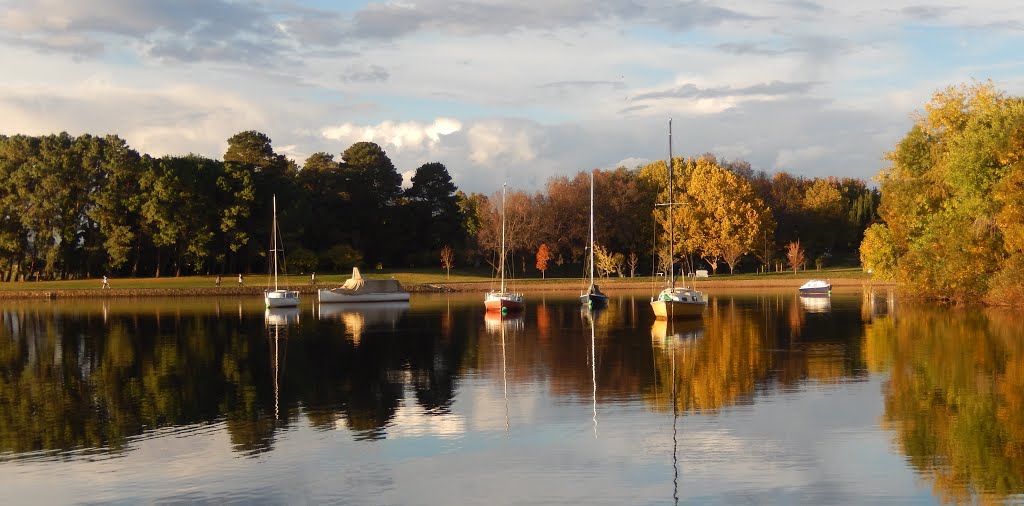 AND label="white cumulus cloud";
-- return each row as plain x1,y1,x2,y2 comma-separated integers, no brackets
321,117,462,150
466,121,538,166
